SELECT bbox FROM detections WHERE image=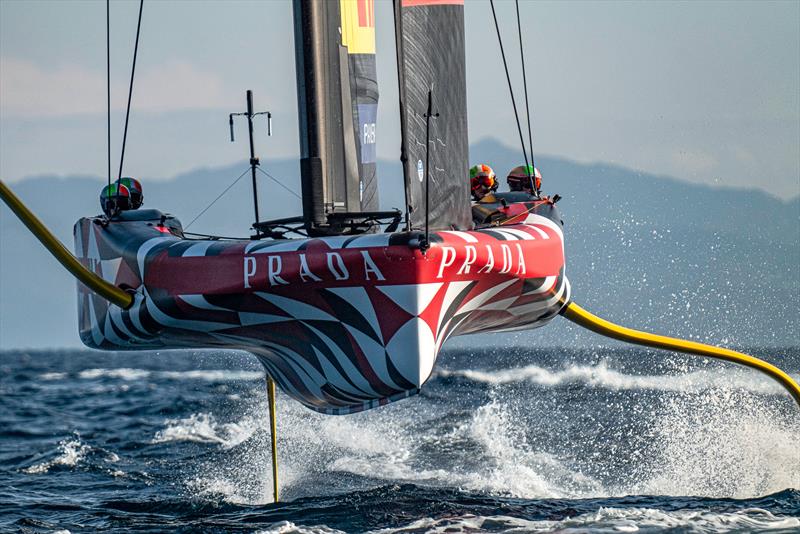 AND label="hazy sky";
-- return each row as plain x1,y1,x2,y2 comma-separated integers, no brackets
1,0,798,198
